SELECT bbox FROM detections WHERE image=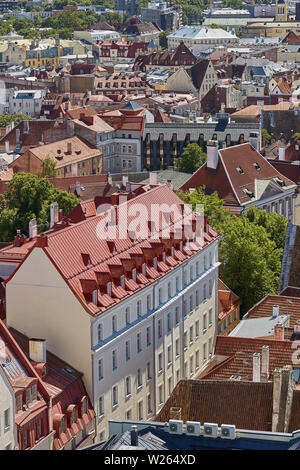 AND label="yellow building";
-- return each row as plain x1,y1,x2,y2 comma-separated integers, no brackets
25,37,88,68
276,0,287,22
